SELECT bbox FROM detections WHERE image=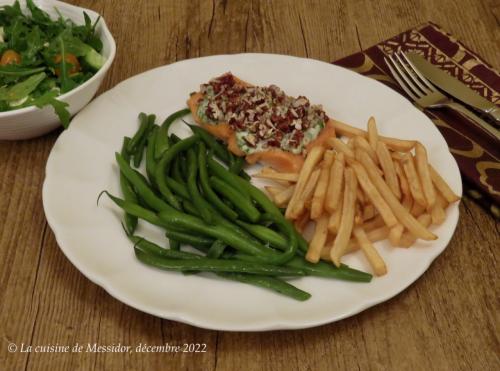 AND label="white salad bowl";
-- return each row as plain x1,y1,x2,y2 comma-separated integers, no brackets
0,0,116,140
